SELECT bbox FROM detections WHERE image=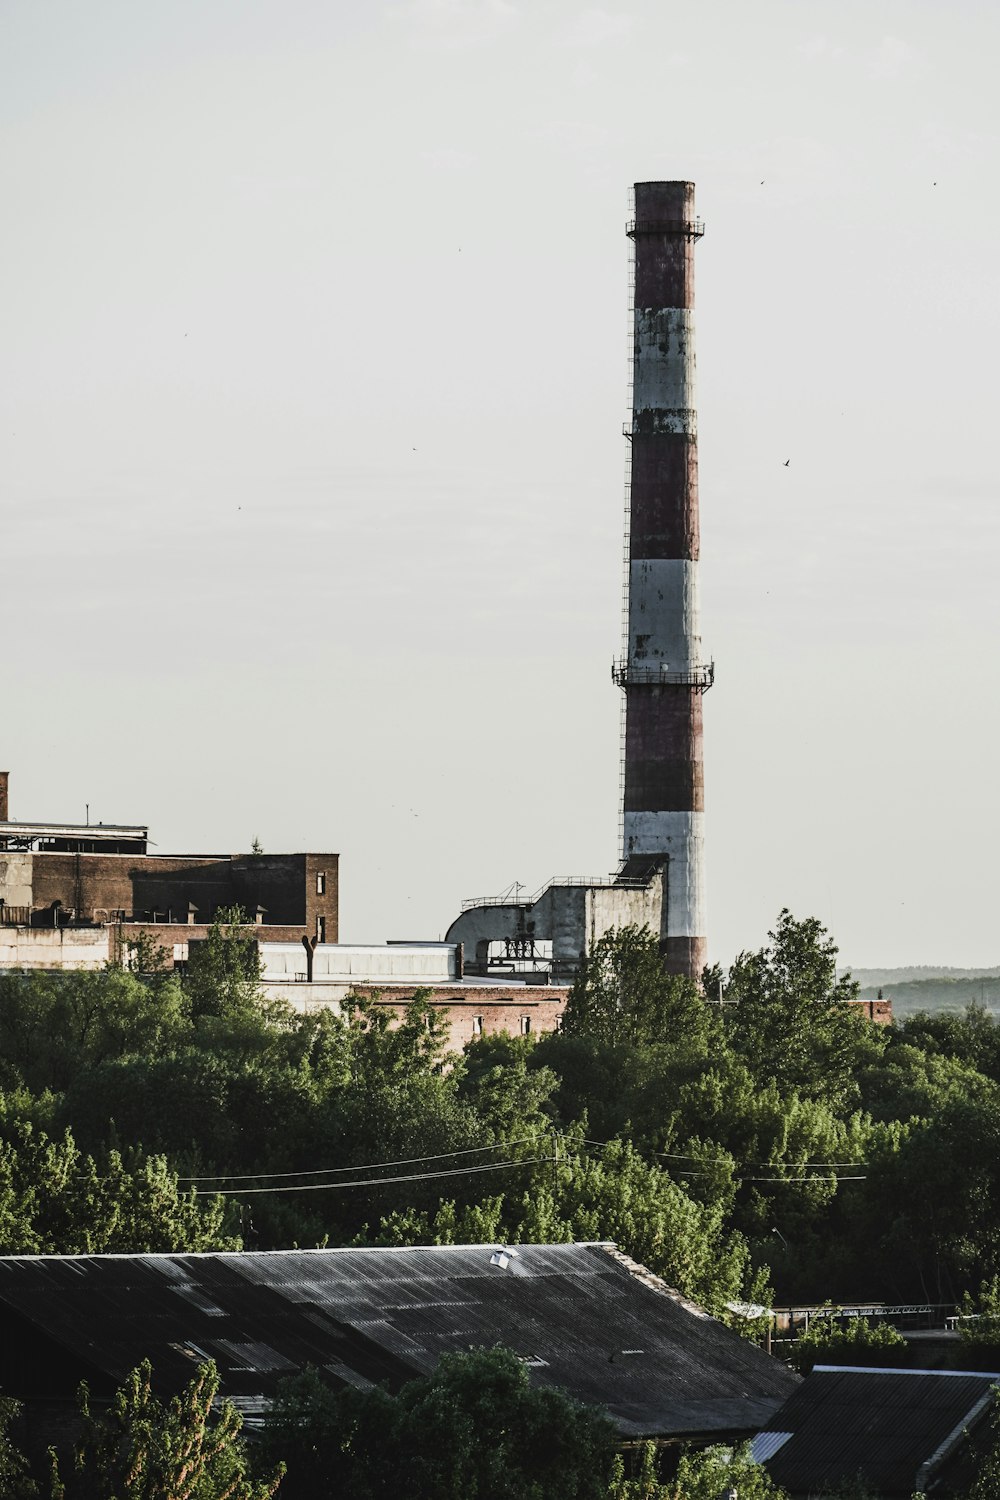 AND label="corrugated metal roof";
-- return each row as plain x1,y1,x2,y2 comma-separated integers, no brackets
759,1366,1000,1496
0,1243,797,1438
